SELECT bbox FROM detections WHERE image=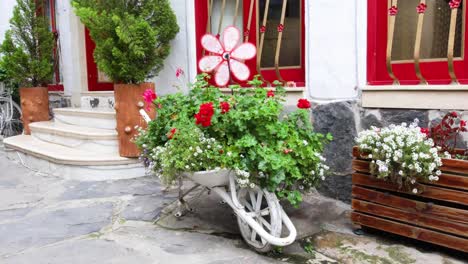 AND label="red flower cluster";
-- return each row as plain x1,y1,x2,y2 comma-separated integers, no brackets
244,30,250,37
428,112,467,154
388,6,398,16
260,26,266,33
142,89,157,111
267,90,275,98
167,128,177,139
416,3,427,13
297,98,311,109
420,127,430,136
195,102,214,127
449,0,461,9
220,101,230,114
